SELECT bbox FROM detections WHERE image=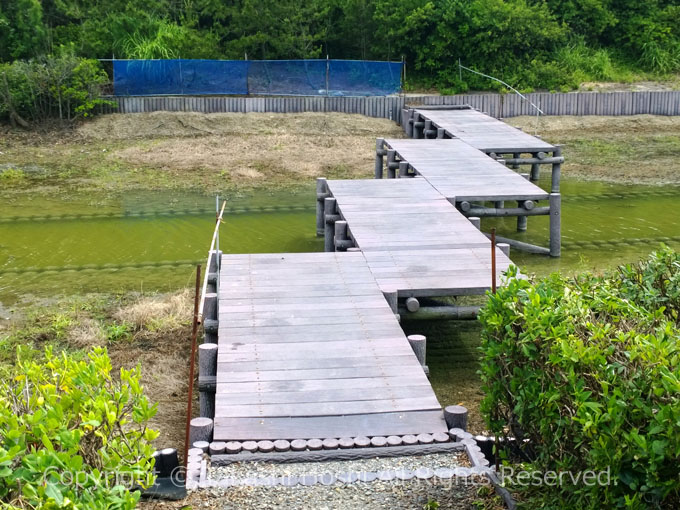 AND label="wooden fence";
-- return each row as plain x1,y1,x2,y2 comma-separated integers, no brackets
108,90,680,121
